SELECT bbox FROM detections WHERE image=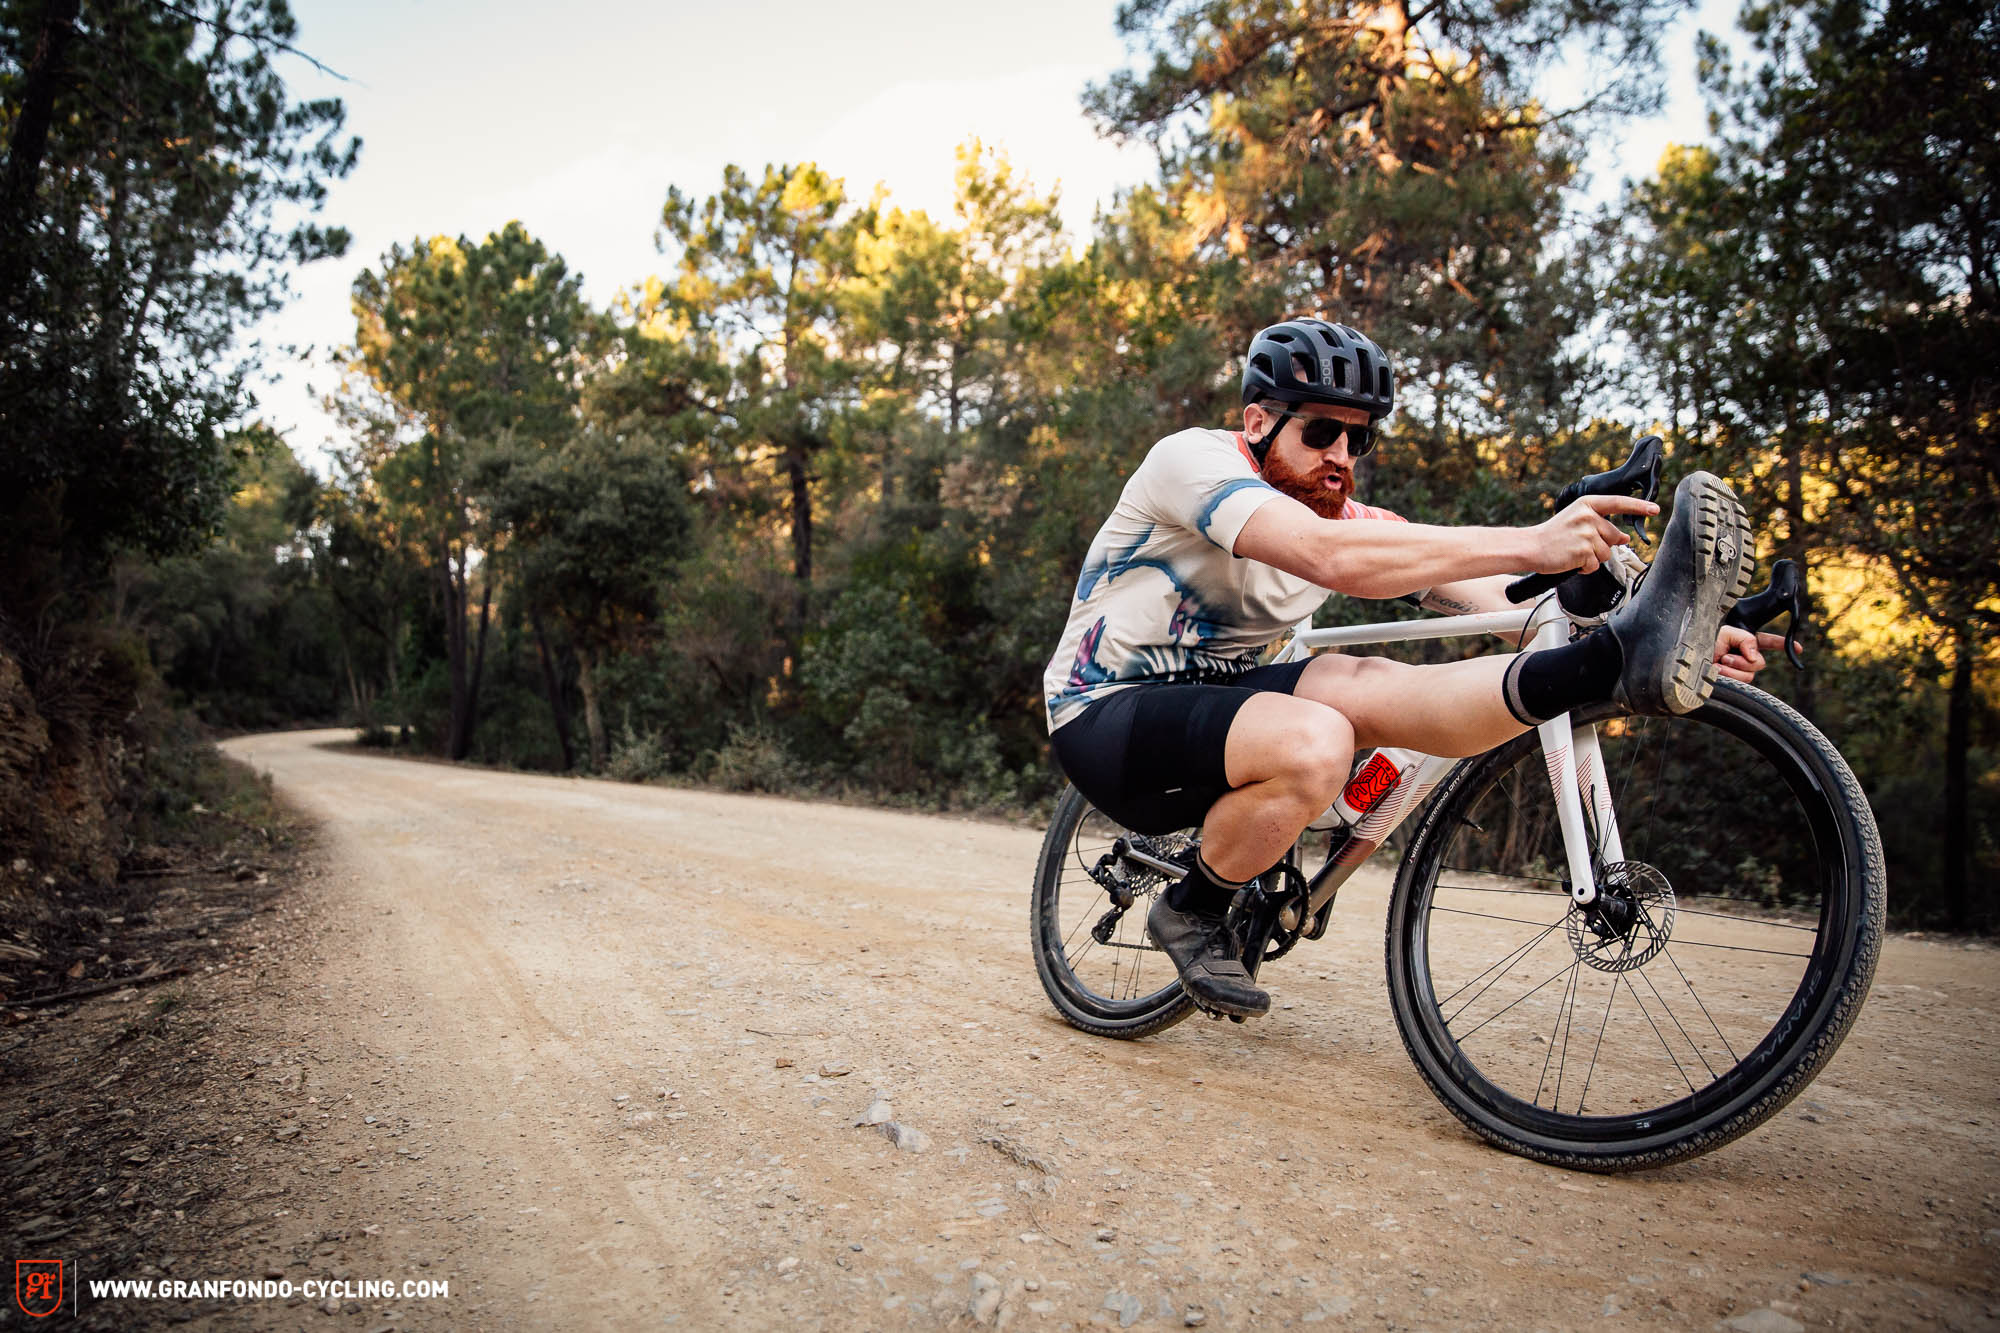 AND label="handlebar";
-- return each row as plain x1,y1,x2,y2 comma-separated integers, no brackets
1505,436,1665,605
1725,558,1808,669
